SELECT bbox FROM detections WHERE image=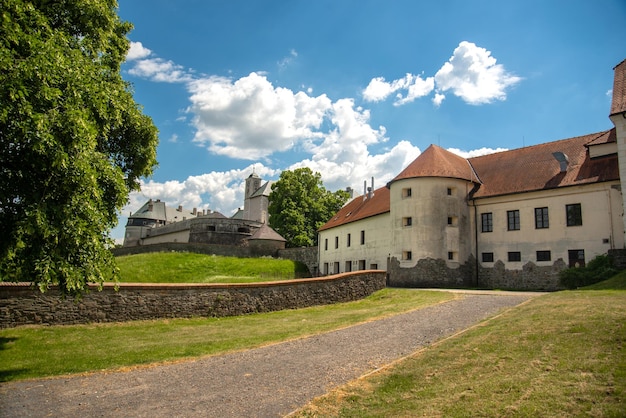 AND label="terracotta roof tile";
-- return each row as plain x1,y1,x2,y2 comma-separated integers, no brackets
390,144,477,184
469,129,618,198
318,187,390,231
610,59,626,116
